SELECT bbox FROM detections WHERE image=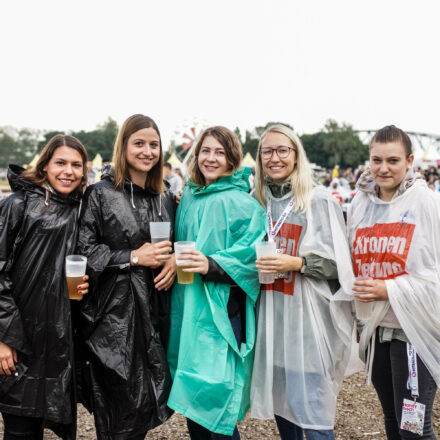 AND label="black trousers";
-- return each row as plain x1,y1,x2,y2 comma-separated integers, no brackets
1,413,43,440
371,335,438,439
